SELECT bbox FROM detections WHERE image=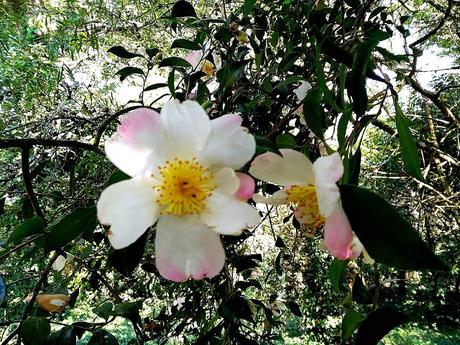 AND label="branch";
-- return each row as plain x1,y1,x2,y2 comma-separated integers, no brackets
21,148,45,220
0,139,103,155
